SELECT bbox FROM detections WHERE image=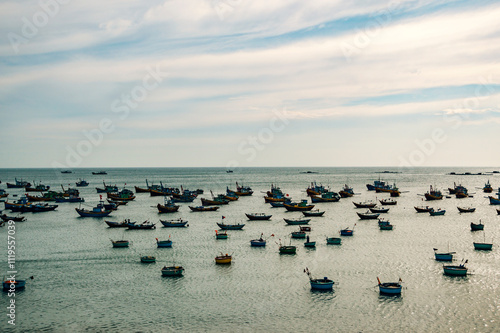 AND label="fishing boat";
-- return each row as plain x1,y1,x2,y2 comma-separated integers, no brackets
369,206,389,213
4,196,31,212
279,245,297,254
291,230,307,239
226,182,253,196
302,209,325,217
283,218,311,225
379,222,393,230
245,213,272,220
304,236,316,248
414,206,432,213
2,279,27,291
161,266,184,277
75,200,112,217
134,185,150,193
26,191,60,202
107,188,135,201
340,227,354,236
377,277,402,295
75,179,89,187
189,205,219,212
250,234,266,247
160,218,188,227
283,200,315,211
264,195,289,203
92,171,107,175
95,182,118,193
470,220,484,231
433,248,455,261
55,196,84,203
128,221,156,229
157,198,180,213
217,222,245,230
215,253,232,264
141,256,156,263
111,240,129,248
483,180,493,193
326,237,341,245
310,192,340,203
201,197,229,206
25,182,50,192
457,206,475,213
6,178,31,188
429,208,446,216
269,201,289,207
0,214,26,222
424,185,443,200
339,184,355,198
105,219,135,228
156,237,172,247
443,260,468,276
357,211,380,220
107,198,128,206
353,201,376,208
473,242,493,251
379,198,397,205
215,230,228,239
366,178,391,191
172,188,198,202
306,182,329,196
300,226,311,232
304,268,334,290
60,170,72,174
